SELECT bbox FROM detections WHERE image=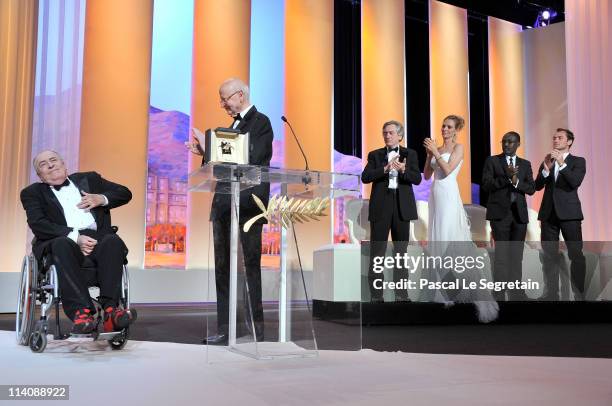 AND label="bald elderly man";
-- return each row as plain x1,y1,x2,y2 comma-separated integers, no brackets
20,150,136,334
187,78,273,345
